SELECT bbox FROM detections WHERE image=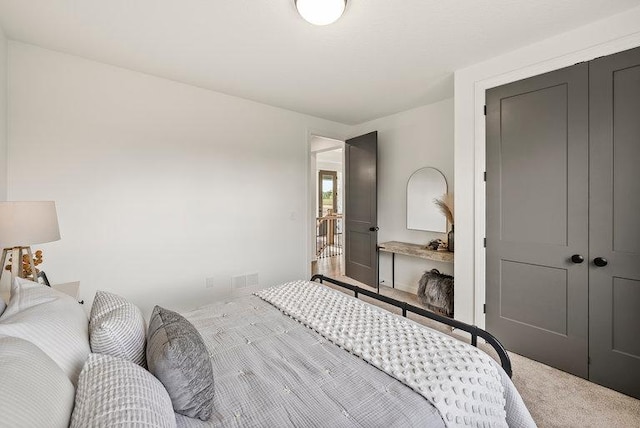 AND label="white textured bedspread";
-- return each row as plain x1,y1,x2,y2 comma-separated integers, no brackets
256,280,536,428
